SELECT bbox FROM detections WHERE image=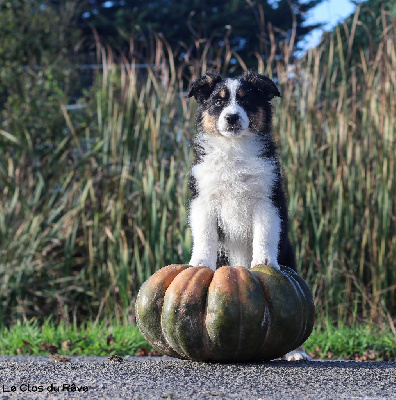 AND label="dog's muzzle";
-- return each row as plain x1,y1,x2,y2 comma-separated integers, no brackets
218,106,249,136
